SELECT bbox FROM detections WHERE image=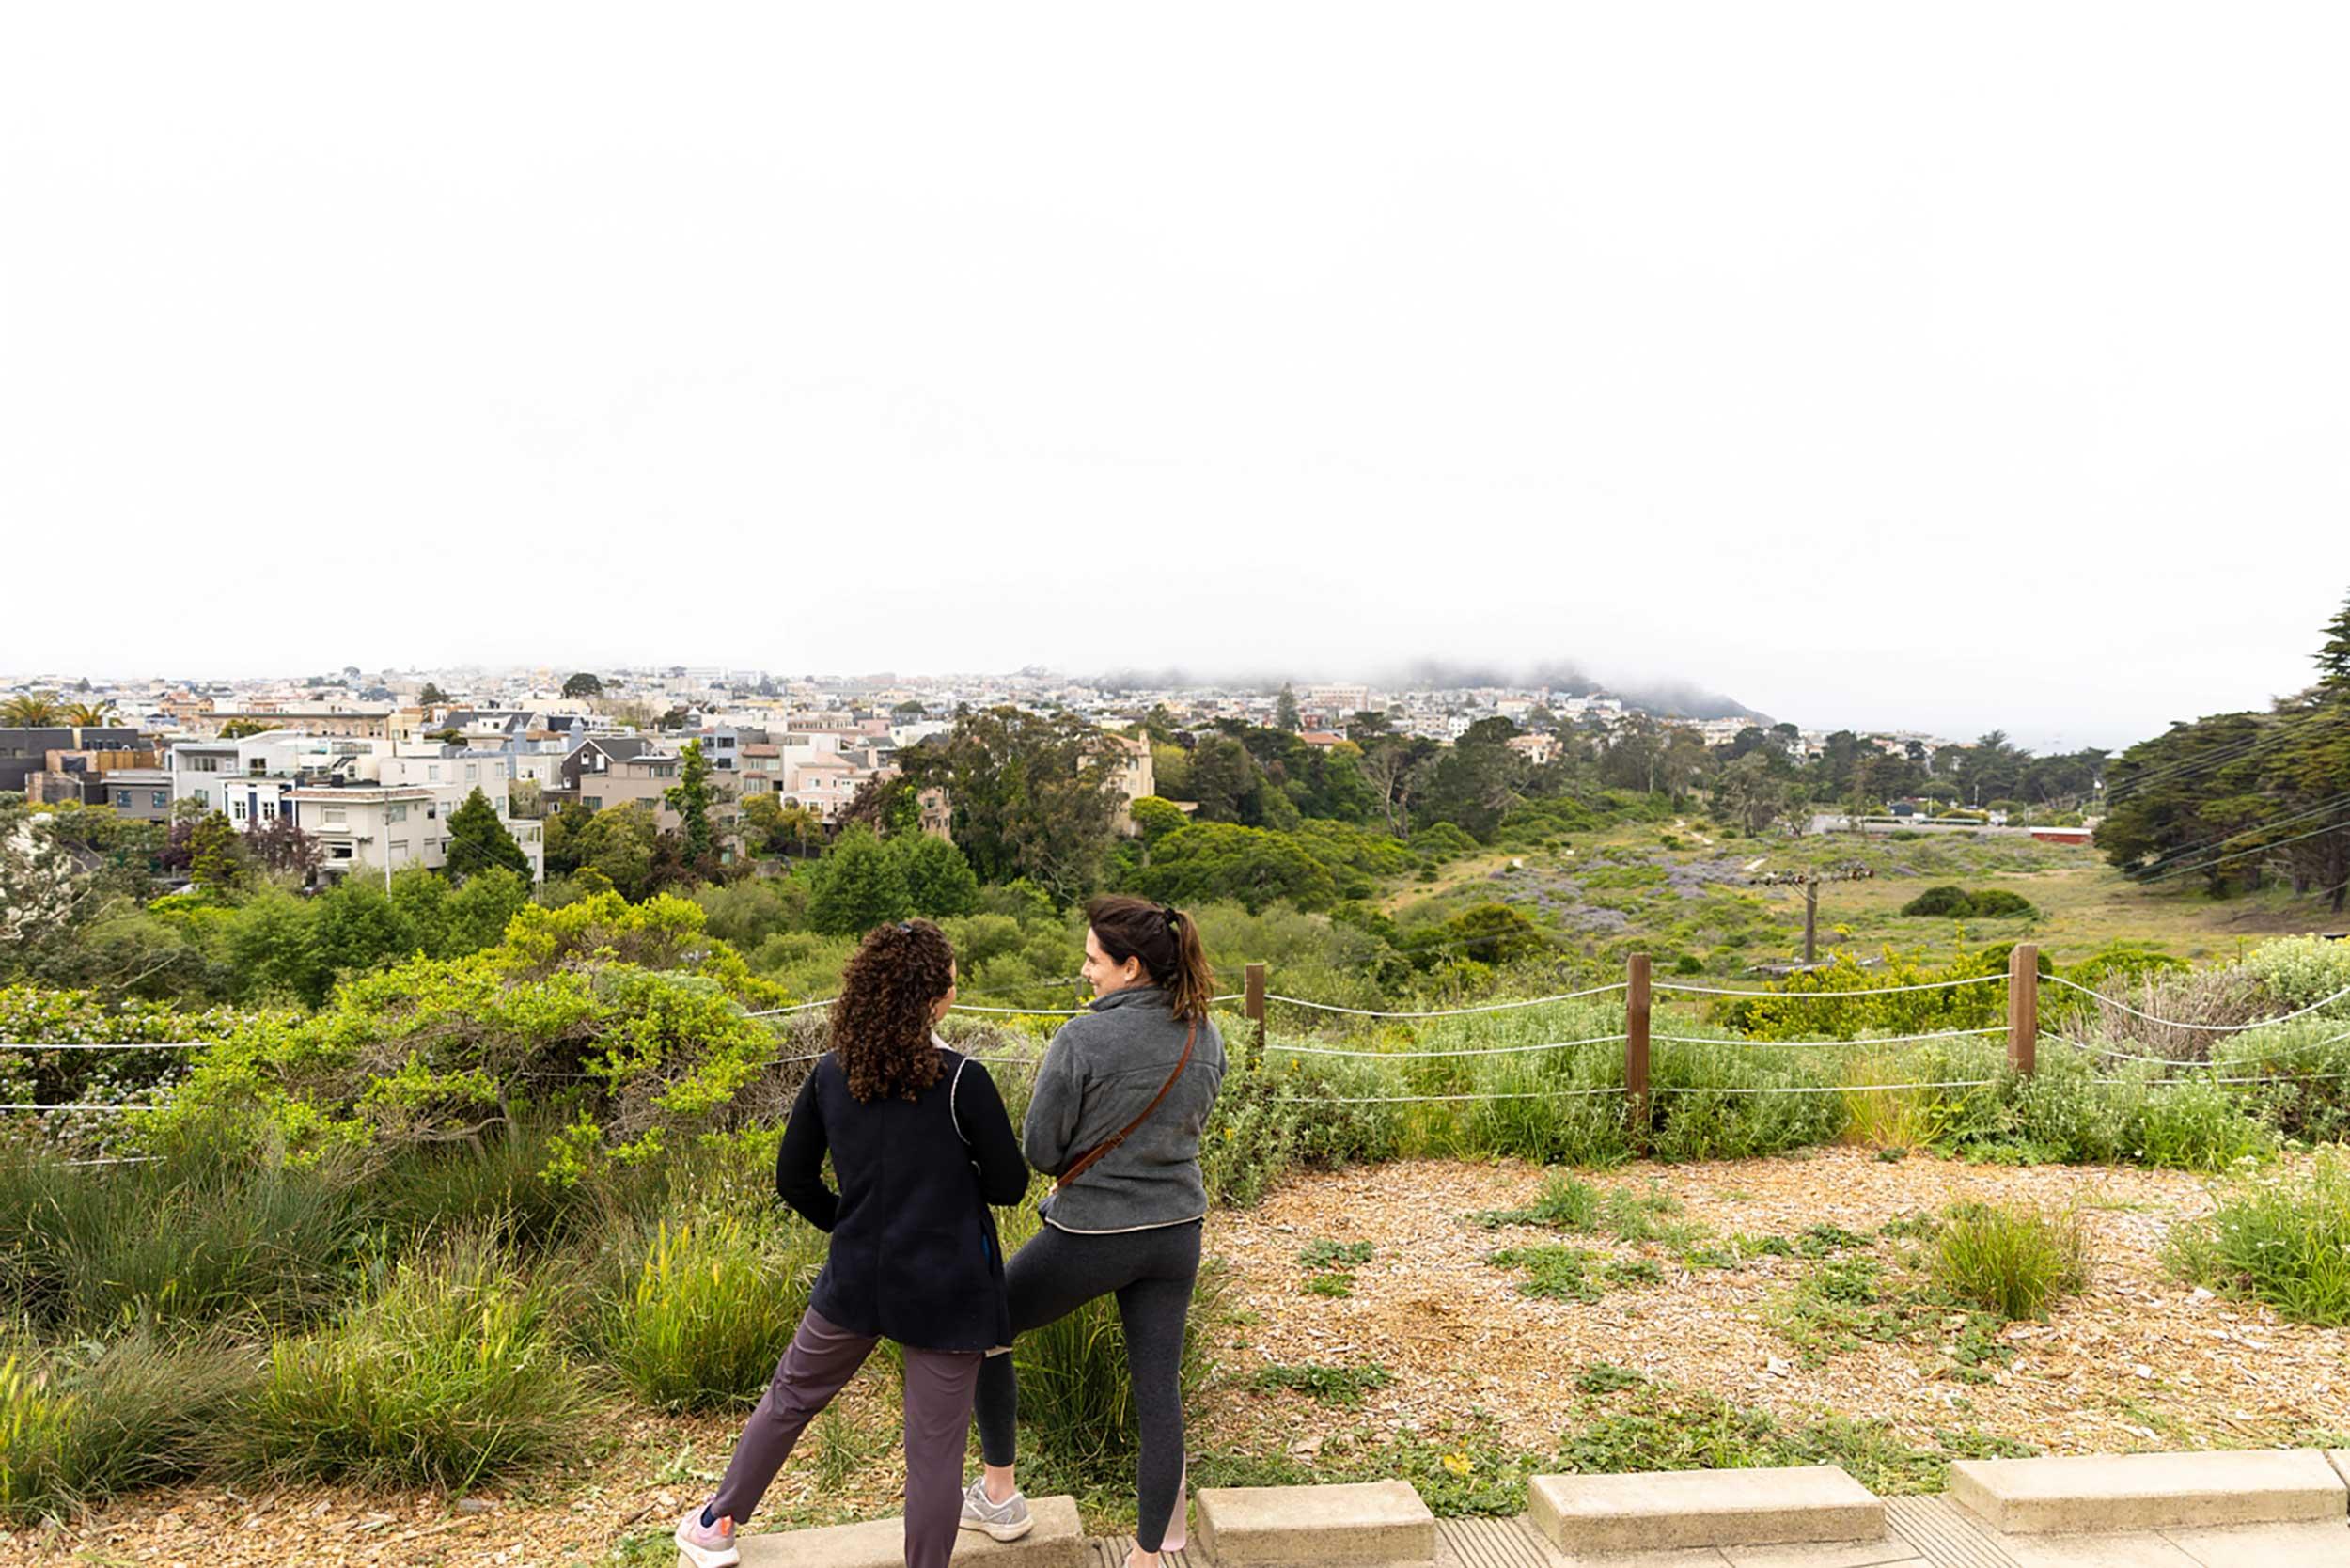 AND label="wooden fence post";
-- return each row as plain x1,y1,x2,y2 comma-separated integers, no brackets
2008,942,2039,1078
1626,952,1652,1147
1245,962,1266,1074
